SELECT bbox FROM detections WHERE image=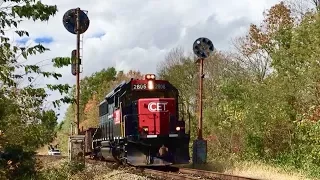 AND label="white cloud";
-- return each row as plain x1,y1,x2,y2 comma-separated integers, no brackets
12,0,281,122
